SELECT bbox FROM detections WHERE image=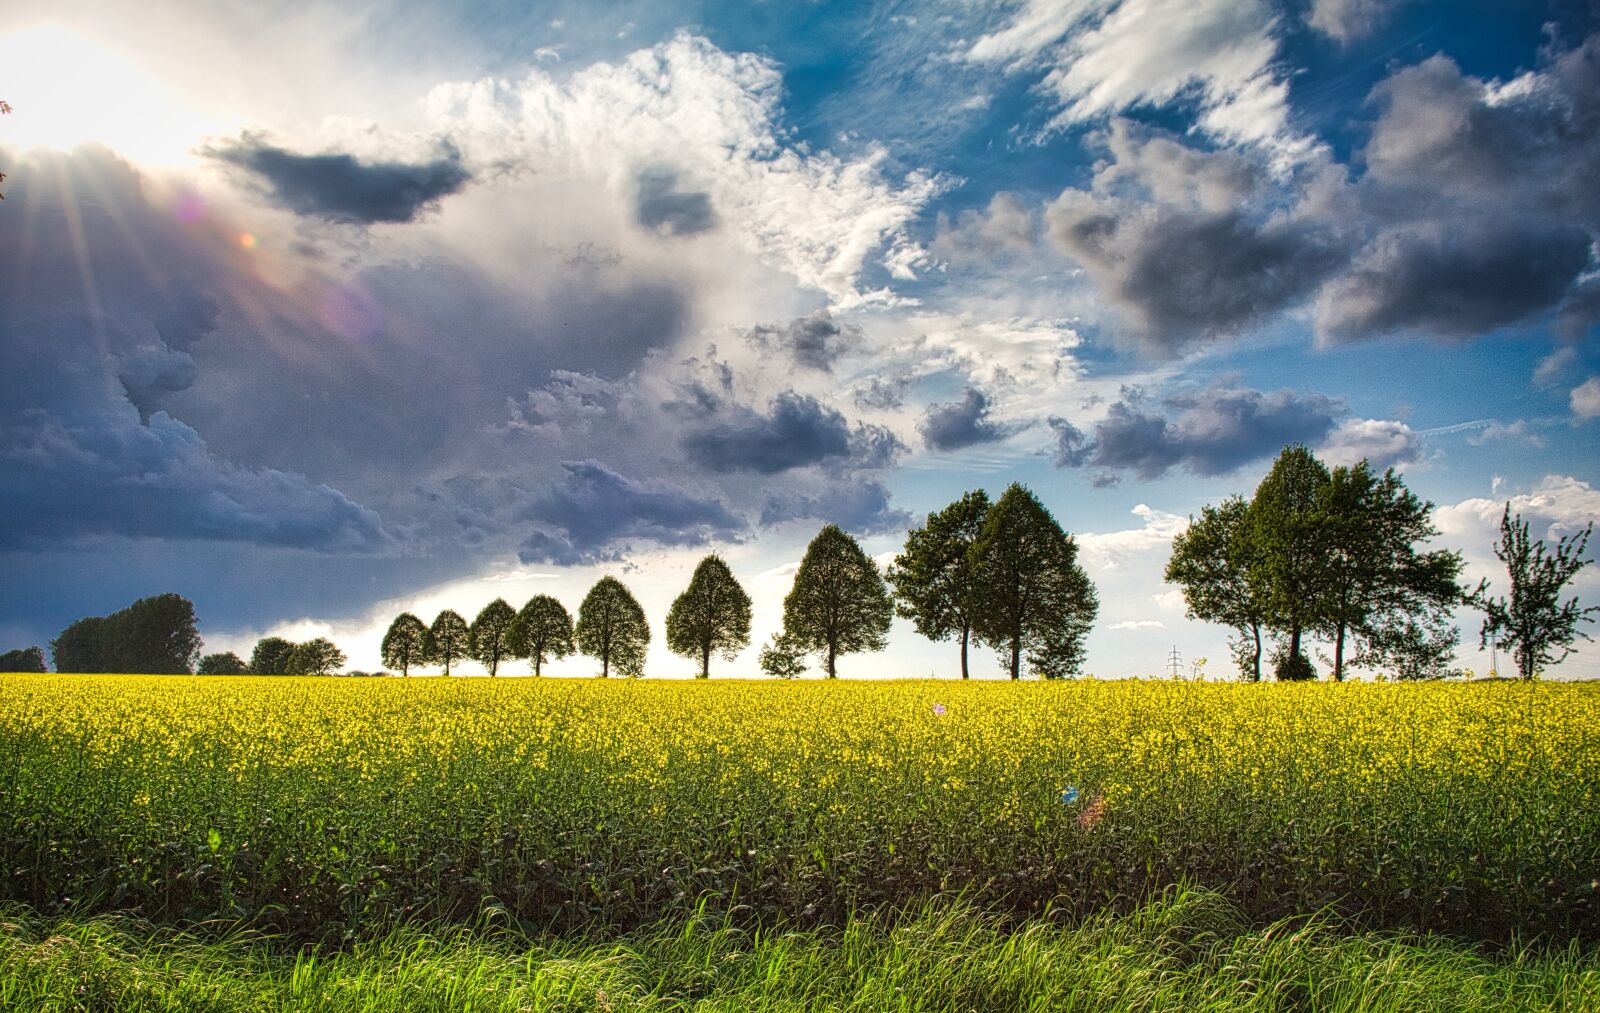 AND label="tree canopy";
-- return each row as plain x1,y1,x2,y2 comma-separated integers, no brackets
1246,445,1331,680
666,554,753,678
51,594,202,674
576,577,649,677
1165,496,1267,680
381,613,429,677
0,646,47,672
1480,507,1597,679
758,631,808,679
197,651,248,675
469,599,517,676
250,637,297,675
507,595,575,677
970,484,1097,679
286,638,346,676
888,490,990,679
782,524,893,678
